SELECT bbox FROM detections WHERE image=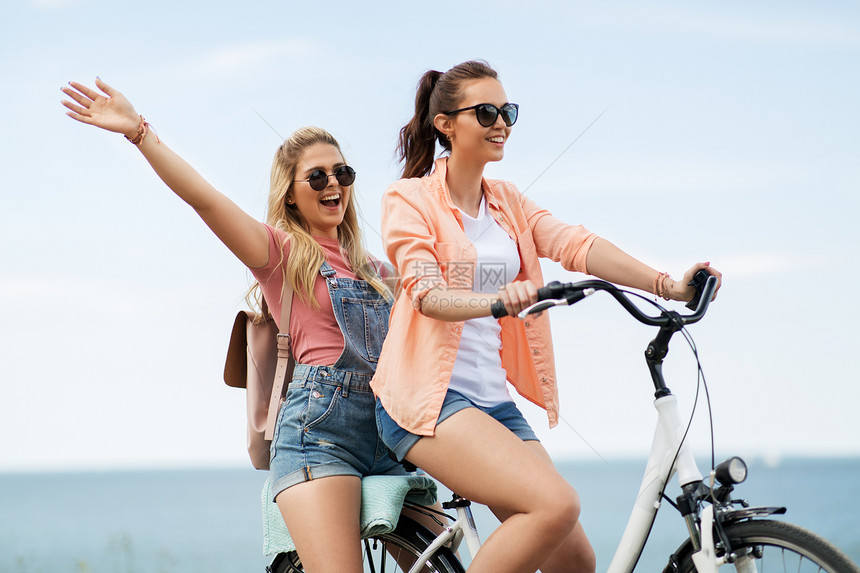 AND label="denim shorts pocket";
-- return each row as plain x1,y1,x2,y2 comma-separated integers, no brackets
302,382,340,431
